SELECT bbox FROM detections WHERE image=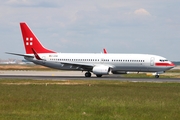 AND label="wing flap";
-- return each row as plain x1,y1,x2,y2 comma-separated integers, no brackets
60,61,94,67
59,61,94,71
